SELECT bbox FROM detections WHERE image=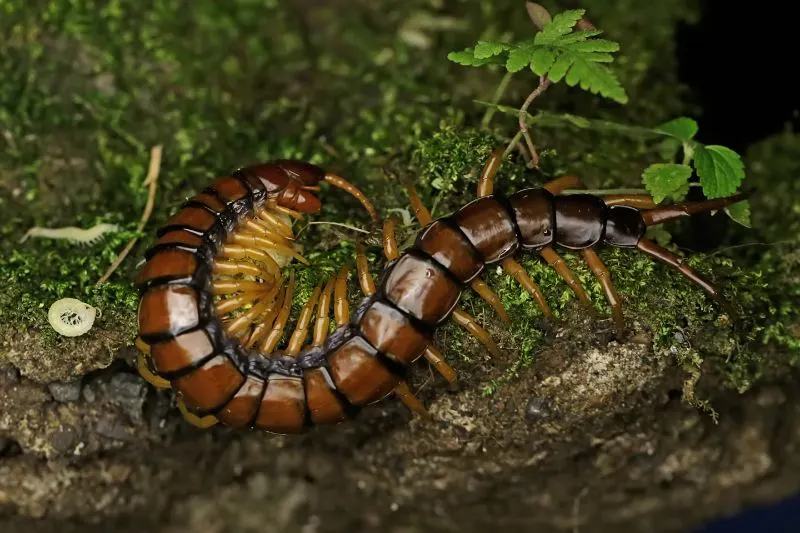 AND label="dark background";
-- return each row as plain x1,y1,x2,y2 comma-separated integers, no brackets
677,1,799,531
